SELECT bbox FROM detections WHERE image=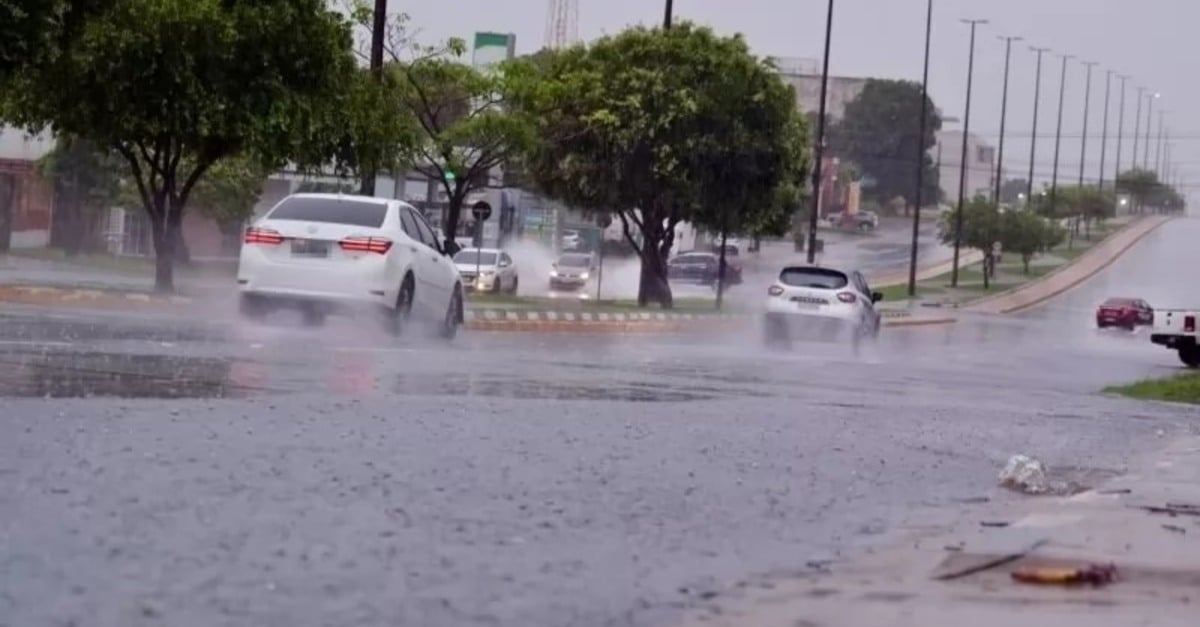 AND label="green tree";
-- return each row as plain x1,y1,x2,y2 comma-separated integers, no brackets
189,154,270,254
1116,168,1160,213
518,23,805,307
1001,209,1063,274
938,196,1001,288
999,178,1029,205
35,136,127,255
0,1,112,83
831,79,942,209
4,0,355,292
